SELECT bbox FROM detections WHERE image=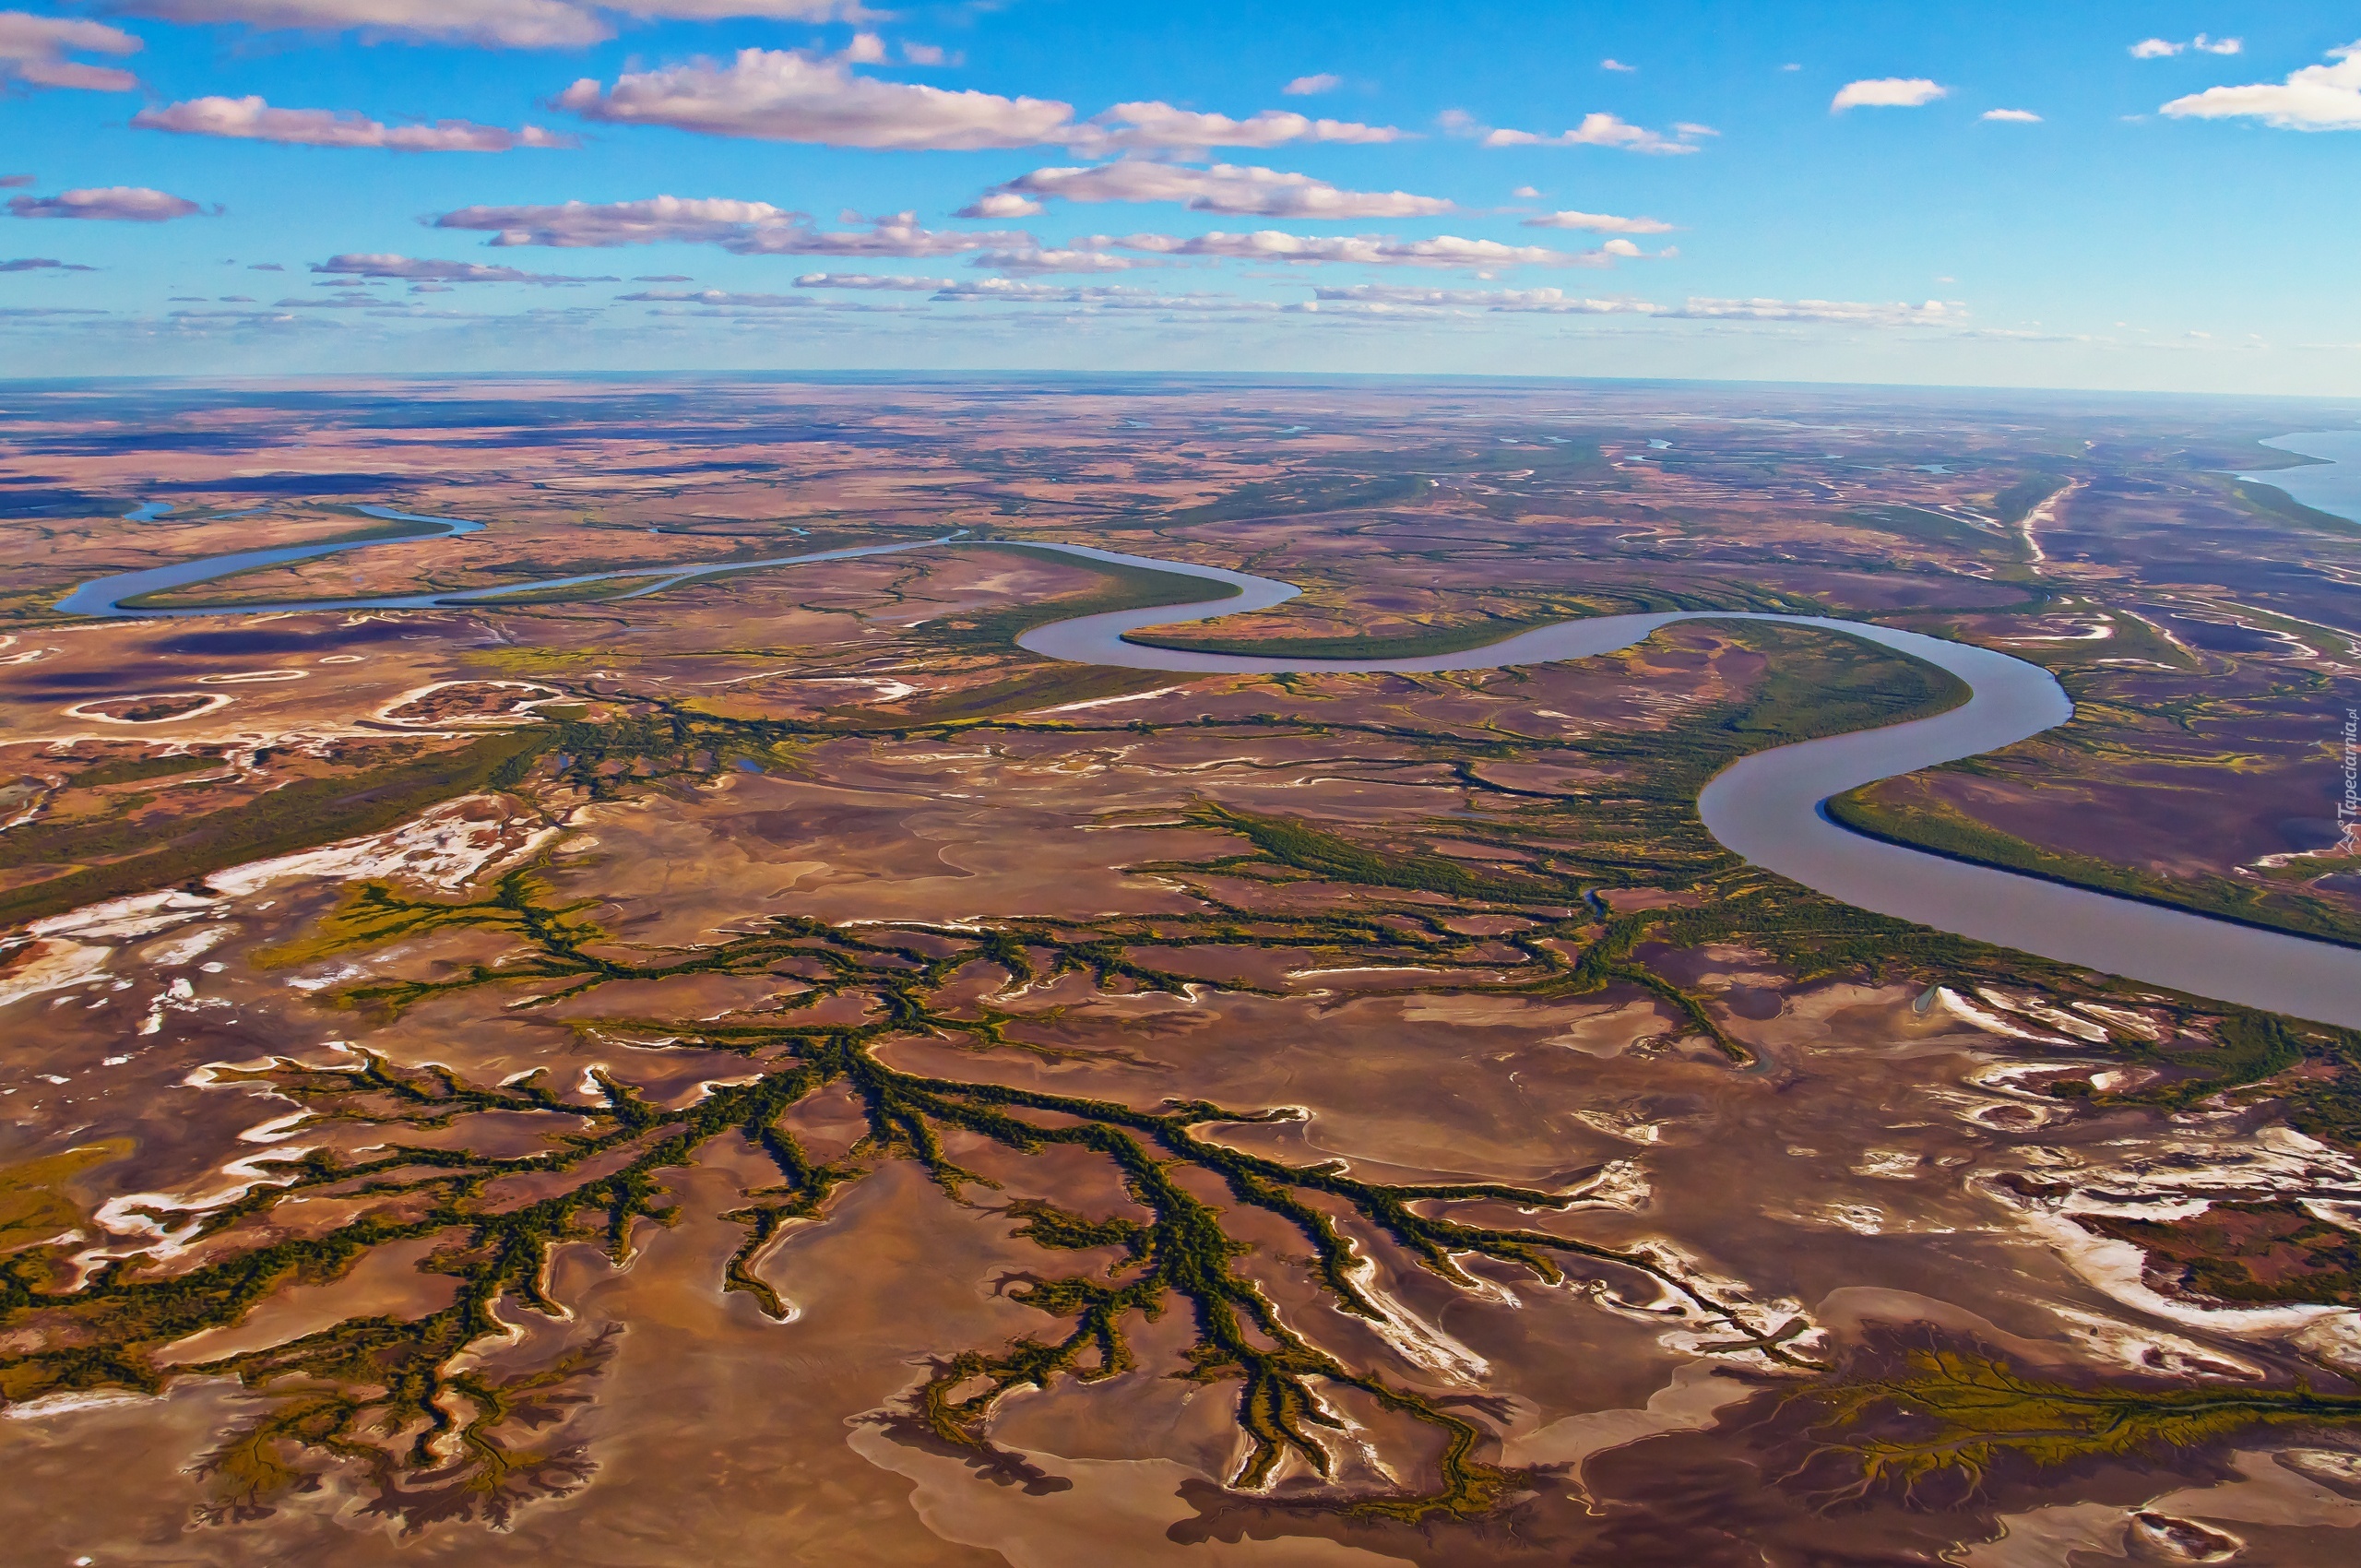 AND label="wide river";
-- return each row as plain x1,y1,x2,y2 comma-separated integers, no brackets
53,455,2361,1028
